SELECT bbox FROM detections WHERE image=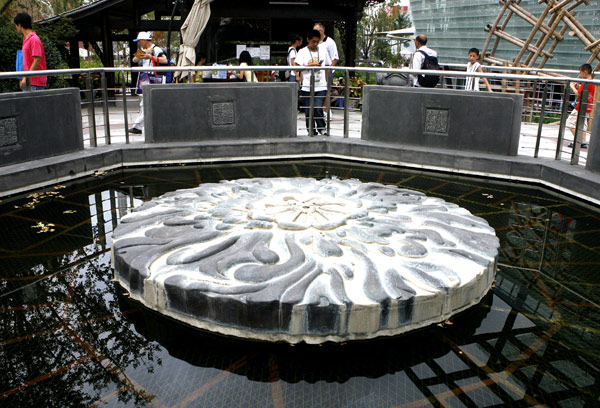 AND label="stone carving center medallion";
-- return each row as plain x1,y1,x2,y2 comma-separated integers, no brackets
112,177,499,343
